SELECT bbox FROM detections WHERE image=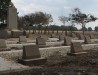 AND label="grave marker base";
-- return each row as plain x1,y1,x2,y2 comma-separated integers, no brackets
18,57,47,66
67,52,88,56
